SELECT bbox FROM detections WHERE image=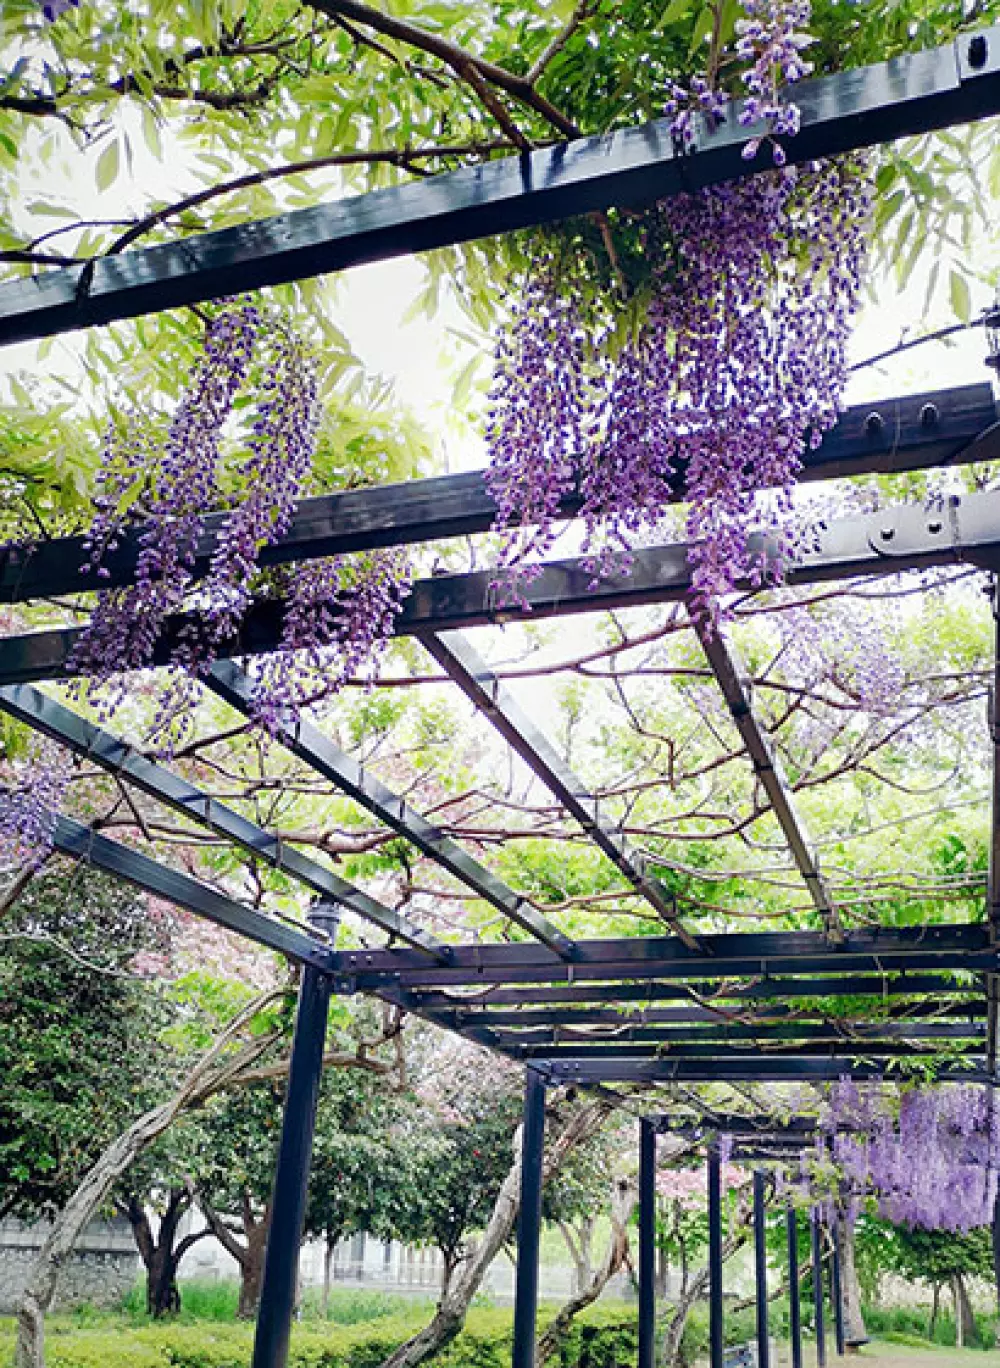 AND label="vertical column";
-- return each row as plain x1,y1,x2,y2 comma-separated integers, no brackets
708,1143,724,1368
786,1205,802,1368
251,963,333,1368
512,1068,546,1368
812,1210,827,1368
638,1120,656,1368
831,1229,845,1357
753,1171,770,1368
